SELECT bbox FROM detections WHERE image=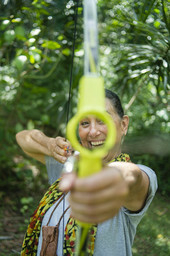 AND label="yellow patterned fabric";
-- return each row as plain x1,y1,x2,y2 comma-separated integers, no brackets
21,179,63,255
21,153,130,255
